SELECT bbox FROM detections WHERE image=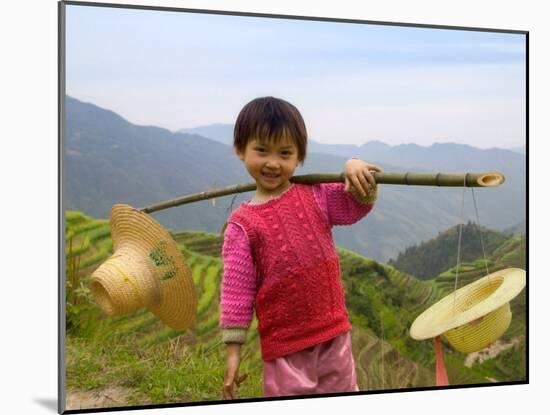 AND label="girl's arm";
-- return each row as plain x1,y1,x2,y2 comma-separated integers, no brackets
314,159,382,226
314,182,375,226
313,159,382,226
220,223,256,339
220,223,256,398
